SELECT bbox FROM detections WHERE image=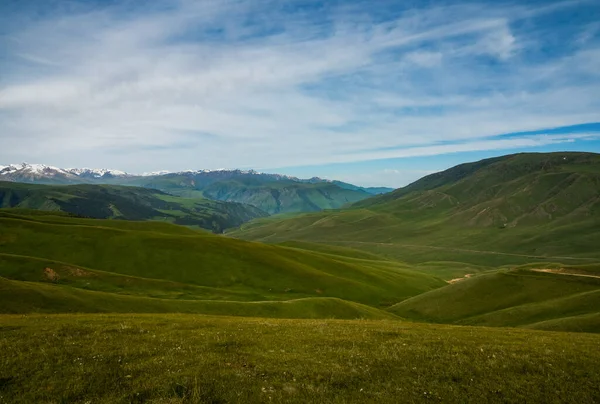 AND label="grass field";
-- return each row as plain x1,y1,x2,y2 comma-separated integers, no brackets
0,211,445,310
1,314,600,403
